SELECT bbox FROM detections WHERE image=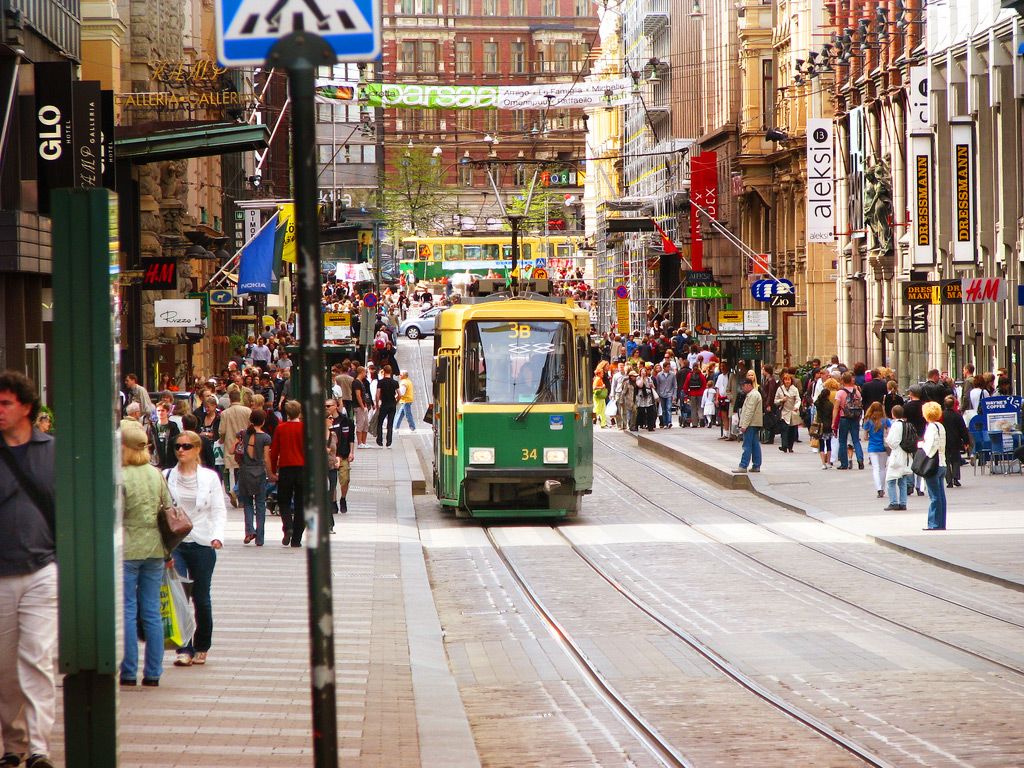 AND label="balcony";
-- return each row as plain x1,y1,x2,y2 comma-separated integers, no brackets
7,0,81,60
642,9,669,37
